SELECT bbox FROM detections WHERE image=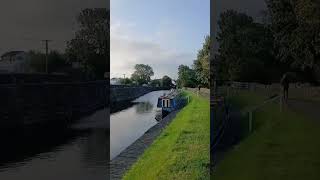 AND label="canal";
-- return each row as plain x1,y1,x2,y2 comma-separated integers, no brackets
110,90,169,159
0,109,109,180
